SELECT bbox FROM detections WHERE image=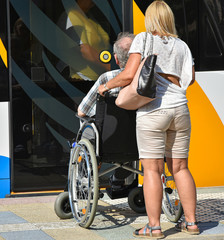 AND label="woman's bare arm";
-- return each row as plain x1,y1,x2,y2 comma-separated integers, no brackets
98,53,141,95
189,66,195,86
